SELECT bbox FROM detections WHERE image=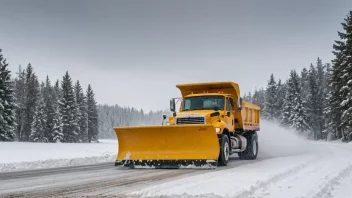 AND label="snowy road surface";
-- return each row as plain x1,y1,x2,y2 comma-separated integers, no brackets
1,123,352,198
